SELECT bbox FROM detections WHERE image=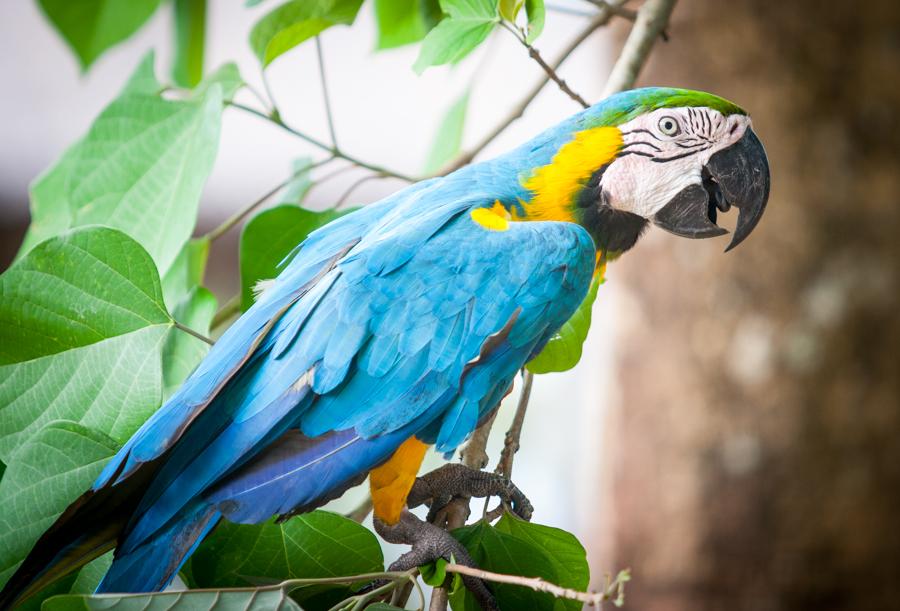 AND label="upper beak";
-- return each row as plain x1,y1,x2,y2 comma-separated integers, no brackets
652,127,771,251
